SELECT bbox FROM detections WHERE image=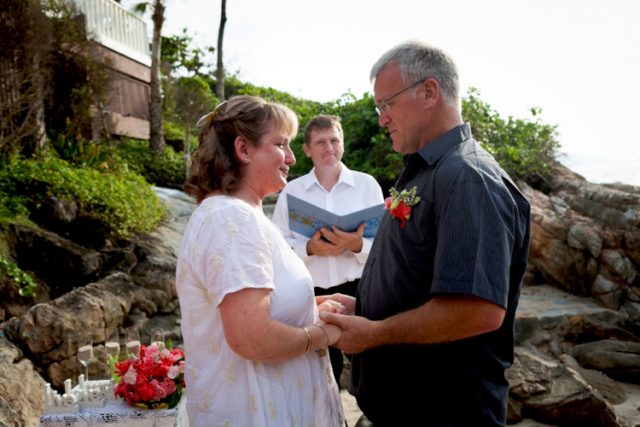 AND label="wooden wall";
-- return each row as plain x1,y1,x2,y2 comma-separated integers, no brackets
91,43,151,140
